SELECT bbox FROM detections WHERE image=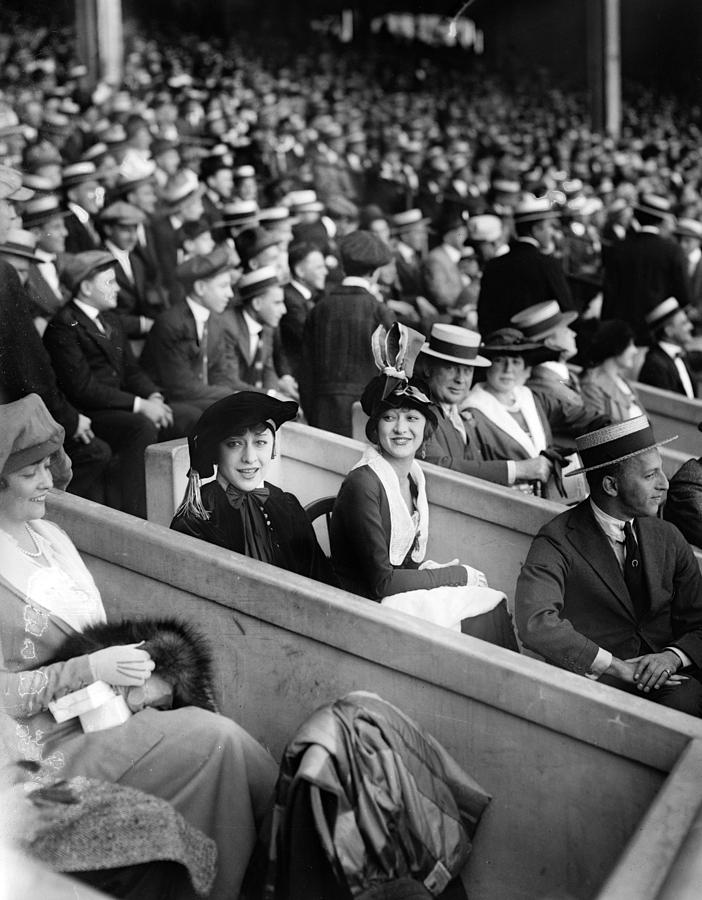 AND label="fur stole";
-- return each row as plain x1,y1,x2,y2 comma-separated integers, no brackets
55,617,217,712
